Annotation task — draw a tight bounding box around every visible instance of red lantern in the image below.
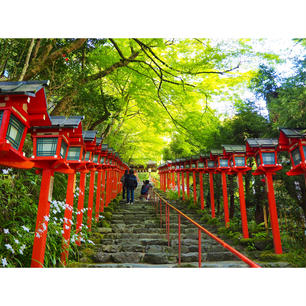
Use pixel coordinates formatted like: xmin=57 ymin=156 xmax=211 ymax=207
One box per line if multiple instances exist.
xmin=223 ymin=145 xmax=251 ymax=238
xmin=246 ymin=138 xmax=282 ymax=254
xmin=0 ymin=80 xmax=51 ymax=168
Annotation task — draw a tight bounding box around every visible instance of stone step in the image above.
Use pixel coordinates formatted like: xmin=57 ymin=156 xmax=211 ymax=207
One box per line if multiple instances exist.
xmin=73 ymin=261 xmax=249 ymax=268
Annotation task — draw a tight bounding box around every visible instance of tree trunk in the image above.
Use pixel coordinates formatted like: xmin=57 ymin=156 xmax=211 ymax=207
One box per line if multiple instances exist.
xmin=19 ymin=38 xmax=35 ymax=81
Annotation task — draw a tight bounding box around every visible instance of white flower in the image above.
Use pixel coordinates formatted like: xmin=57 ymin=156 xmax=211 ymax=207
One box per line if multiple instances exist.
xmin=61 ymin=230 xmax=64 ymax=234
xmin=87 ymin=240 xmax=95 ymax=245
xmin=35 ymin=232 xmax=41 ymax=238
xmin=19 ymin=249 xmax=23 ymax=255
xmin=65 ymin=225 xmax=70 ymax=230
xmin=20 ymin=244 xmax=26 ymax=251
xmin=5 ymin=244 xmax=14 ymax=254
xmin=42 ymin=223 xmax=47 ymax=231
xmin=3 ymin=228 xmax=9 ymax=234
xmin=2 ymin=258 xmax=8 ymax=267
xmin=44 ymin=216 xmax=50 ymax=222
xmin=14 ymin=239 xmax=19 ymax=244
xmin=21 ymin=226 xmax=30 ymax=232
xmin=53 ymin=209 xmax=57 ymax=214
xmin=54 ymin=217 xmax=57 ymax=221
xmin=2 ymin=169 xmax=9 ymax=175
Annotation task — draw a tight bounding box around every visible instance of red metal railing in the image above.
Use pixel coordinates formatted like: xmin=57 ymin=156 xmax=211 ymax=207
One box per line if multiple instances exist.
xmin=152 ymin=190 xmax=261 ymax=268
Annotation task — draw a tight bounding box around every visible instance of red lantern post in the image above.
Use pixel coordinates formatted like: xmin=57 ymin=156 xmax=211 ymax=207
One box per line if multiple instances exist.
xmin=30 ymin=116 xmax=79 ymax=267
xmin=191 ymin=156 xmax=199 ymax=205
xmin=82 ymin=130 xmax=98 ymax=231
xmin=206 ymin=153 xmax=218 ymax=219
xmin=223 ymin=145 xmax=251 ymax=238
xmin=211 ymin=149 xmax=230 ymax=226
xmin=246 ymin=138 xmax=283 ymax=254
xmin=197 ymin=154 xmax=208 ymax=210
xmin=185 ymin=159 xmax=191 ymax=199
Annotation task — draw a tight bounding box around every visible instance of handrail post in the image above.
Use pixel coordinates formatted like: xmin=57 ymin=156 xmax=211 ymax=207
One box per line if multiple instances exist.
xmin=178 ymin=214 xmax=181 ymax=266
xmin=168 ymin=205 xmax=170 ymax=247
xmin=198 ymin=228 xmax=202 ymax=268
xmin=159 ymin=199 xmax=162 ymax=227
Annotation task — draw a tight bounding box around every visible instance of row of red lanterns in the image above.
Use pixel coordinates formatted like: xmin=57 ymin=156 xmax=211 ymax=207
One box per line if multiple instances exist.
xmin=158 ymin=130 xmax=306 ymax=255
xmin=0 ymin=80 xmax=129 ymax=267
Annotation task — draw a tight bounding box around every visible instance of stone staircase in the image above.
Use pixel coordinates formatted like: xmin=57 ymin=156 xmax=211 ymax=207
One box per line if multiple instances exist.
xmin=77 ymin=192 xmax=251 ymax=268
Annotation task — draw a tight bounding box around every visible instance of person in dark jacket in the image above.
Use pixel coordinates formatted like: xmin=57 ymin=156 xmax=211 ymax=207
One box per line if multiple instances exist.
xmin=120 ymin=169 xmax=129 ymax=200
xmin=126 ymin=169 xmax=138 ymax=204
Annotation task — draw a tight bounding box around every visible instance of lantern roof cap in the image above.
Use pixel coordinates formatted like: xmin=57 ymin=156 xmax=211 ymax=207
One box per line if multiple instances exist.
xmin=200 ymin=153 xmax=210 ymax=158
xmin=0 ymin=80 xmax=49 ymax=97
xmin=279 ymin=128 xmax=306 ymax=138
xmin=50 ymin=116 xmax=84 ymax=128
xmin=222 ymin=144 xmax=246 ymax=153
xmin=210 ymin=149 xmax=223 ymax=155
xmin=101 ymin=144 xmax=108 ymax=150
xmin=246 ymin=138 xmax=278 ymax=148
xmin=96 ymin=137 xmax=103 ymax=145
xmin=82 ymin=130 xmax=97 ymax=142
xmin=191 ymin=155 xmax=200 ymax=160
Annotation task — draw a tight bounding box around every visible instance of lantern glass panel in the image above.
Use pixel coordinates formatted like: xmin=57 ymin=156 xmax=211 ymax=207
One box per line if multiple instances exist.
xmin=303 ymin=146 xmax=306 ymax=160
xmin=262 ymin=152 xmax=275 ymax=165
xmin=180 ymin=165 xmax=184 ymax=169
xmin=235 ymin=156 xmax=245 ymax=167
xmin=100 ymin=157 xmax=105 ymax=164
xmin=192 ymin=163 xmax=196 ymax=168
xmin=109 ymin=160 xmax=112 ymax=165
xmin=67 ymin=146 xmax=81 ymax=161
xmin=85 ymin=152 xmax=90 ymax=161
xmin=60 ymin=140 xmax=68 ymax=158
xmin=0 ymin=110 xmax=3 ymax=126
xmin=207 ymin=160 xmax=215 ymax=168
xmin=219 ymin=159 xmax=228 ymax=167
xmin=198 ymin=162 xmax=205 ymax=168
xmin=6 ymin=114 xmax=25 ymax=150
xmin=292 ymin=147 xmax=302 ymax=166
xmin=93 ymin=154 xmax=99 ymax=163
xmin=176 ymin=165 xmax=179 ymax=169
xmin=37 ymin=137 xmax=58 ymax=156
xmin=230 ymin=159 xmax=234 ymax=167
xmin=185 ymin=164 xmax=190 ymax=169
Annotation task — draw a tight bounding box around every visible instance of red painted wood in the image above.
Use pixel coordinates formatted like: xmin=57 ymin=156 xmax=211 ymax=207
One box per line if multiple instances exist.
xmin=95 ymin=170 xmax=102 ymax=222
xmin=181 ymin=172 xmax=185 ymax=200
xmin=193 ymin=171 xmax=197 ymax=204
xmin=100 ymin=170 xmax=106 ymax=212
xmin=237 ymin=172 xmax=249 ymax=238
xmin=87 ymin=170 xmax=95 ymax=231
xmin=186 ymin=172 xmax=190 ymax=199
xmin=61 ymin=173 xmax=75 ymax=265
xmin=209 ymin=172 xmax=215 ymax=218
xmin=221 ymin=172 xmax=230 ymax=227
xmin=76 ymin=172 xmax=86 ymax=246
xmin=177 ymin=172 xmax=180 ymax=197
xmin=266 ymin=172 xmax=283 ymax=254
xmin=31 ymin=169 xmax=53 ymax=267
xmin=199 ymin=172 xmax=204 ymax=210
xmin=198 ymin=228 xmax=202 ymax=268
